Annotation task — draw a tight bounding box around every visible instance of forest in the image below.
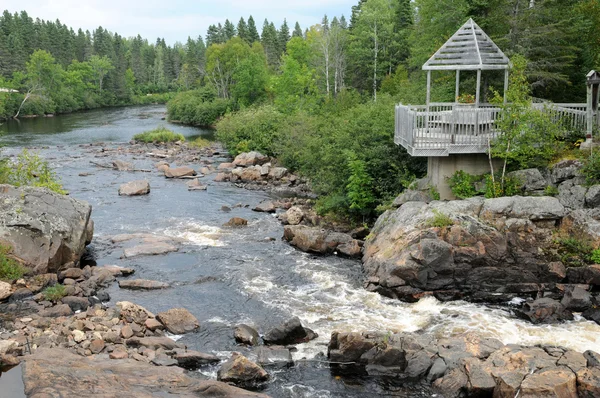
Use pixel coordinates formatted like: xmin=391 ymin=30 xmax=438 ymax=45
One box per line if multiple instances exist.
xmin=1 ymin=0 xmax=599 ymax=219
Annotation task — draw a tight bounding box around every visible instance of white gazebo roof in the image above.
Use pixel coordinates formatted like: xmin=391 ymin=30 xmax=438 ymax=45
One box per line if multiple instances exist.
xmin=423 ymin=18 xmax=510 ymax=71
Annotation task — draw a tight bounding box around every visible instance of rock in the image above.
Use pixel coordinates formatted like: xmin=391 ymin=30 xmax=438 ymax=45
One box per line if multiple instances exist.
xmin=582 ymin=307 xmax=600 ymax=324
xmin=392 ymin=190 xmax=434 ymax=207
xmin=552 ymin=159 xmax=582 ymax=184
xmin=586 ymin=185 xmax=600 ymax=208
xmin=119 ymin=180 xmax=150 ymax=196
xmin=567 ymin=264 xmax=600 ymax=285
xmin=0 ymin=340 xmax=18 ymax=355
xmin=584 ymin=350 xmax=600 ymax=367
xmin=577 ymin=367 xmax=600 ymax=397
xmin=253 ymin=200 xmax=276 ymax=213
xmin=90 ymin=339 xmax=105 ymax=354
xmin=93 ymin=265 xmax=135 ymax=277
xmin=328 ymin=332 xmax=377 ymax=363
xmin=22 ymin=348 xmax=269 ymax=397
xmin=0 ymin=184 xmax=93 ymax=274
xmin=558 ymin=179 xmax=587 ymax=209
xmin=427 ymin=357 xmax=447 ymax=382
xmin=10 ymin=287 xmax=33 ymax=301
xmin=268 ymin=167 xmax=288 ymax=180
xmin=174 ymin=350 xmax=220 ymax=370
xmin=112 ymin=160 xmax=133 ymax=171
xmin=516 ymin=298 xmax=574 ymax=324
xmin=116 ymin=301 xmax=155 ymax=324
xmin=61 ymin=296 xmax=90 ymax=312
xmin=481 ymin=196 xmax=565 ymax=220
xmin=38 ymin=303 xmax=73 ymax=318
xmin=155 ymin=161 xmax=170 ymax=172
xmin=263 ymin=317 xmax=311 ymax=345
xmin=256 ymin=346 xmax=293 ymax=368
xmin=121 ymin=324 xmax=134 ymax=339
xmin=0 ymin=280 xmax=12 ymax=301
xmin=214 ymin=172 xmax=230 ymax=182
xmin=72 ymin=329 xmax=86 ymax=343
xmin=561 ymin=286 xmax=592 ymax=312
xmin=118 ymin=279 xmax=169 ymax=290
xmin=218 ymin=162 xmax=235 ymax=170
xmin=144 ymin=318 xmax=163 ymax=331
xmin=59 ymin=267 xmax=83 ymax=280
xmin=232 ymin=166 xmax=263 ymax=182
xmin=187 ymin=178 xmax=207 ymax=191
xmin=152 ymin=356 xmax=178 ymax=366
xmin=234 ymin=324 xmax=260 ymax=346
xmin=224 ymin=217 xmax=248 ymax=227
xmin=217 ymin=353 xmax=269 ymax=387
xmin=337 ymin=240 xmax=363 ymax=257
xmin=432 ymin=368 xmax=469 ymax=398
xmin=508 ymin=168 xmax=548 ymax=192
xmin=547 ymin=262 xmax=567 ymax=281
xmin=109 ymin=350 xmax=129 ymax=359
xmin=520 ymin=367 xmax=577 ymax=397
xmin=126 ymin=337 xmax=180 ymax=350
xmin=165 ymin=166 xmax=197 ymax=178
xmin=156 ymin=308 xmax=200 ymax=334
xmin=283 ymin=225 xmax=359 ymax=257
xmin=280 ymin=206 xmax=304 ymax=225
xmin=123 ymin=242 xmax=178 ymax=258
xmin=233 ymin=152 xmax=269 ymax=167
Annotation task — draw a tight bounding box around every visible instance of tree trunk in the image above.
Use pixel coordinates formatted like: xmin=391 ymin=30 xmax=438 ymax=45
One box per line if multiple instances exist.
xmin=373 ymin=21 xmax=378 ymax=102
xmin=13 ymin=91 xmax=32 ymax=119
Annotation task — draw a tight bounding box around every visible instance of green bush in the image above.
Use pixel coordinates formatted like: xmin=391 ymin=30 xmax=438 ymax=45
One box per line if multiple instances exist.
xmin=134 ymin=92 xmax=176 ymax=105
xmin=188 ymin=137 xmax=212 ymax=148
xmin=0 ymin=245 xmax=26 ymax=282
xmin=42 ymin=284 xmax=66 ymax=302
xmin=544 ymin=185 xmax=559 ymax=196
xmin=581 ymin=152 xmax=600 ymax=186
xmin=167 ymin=90 xmax=232 ymax=127
xmin=591 ymin=248 xmax=600 ymax=264
xmin=484 ymin=174 xmax=521 ymax=198
xmin=448 ymin=170 xmax=481 ymax=199
xmin=0 ymin=149 xmax=66 ymax=194
xmin=553 ymin=236 xmax=594 ymax=267
xmin=133 ymin=126 xmax=185 ymax=143
xmin=426 ymin=209 xmax=454 ymax=228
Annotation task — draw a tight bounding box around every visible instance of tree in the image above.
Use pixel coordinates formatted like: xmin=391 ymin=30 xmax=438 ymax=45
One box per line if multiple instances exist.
xmin=206 ymin=37 xmax=252 ymax=99
xmin=278 ymin=19 xmax=290 ymax=54
xmin=237 ymin=17 xmax=249 ymax=42
xmin=14 ymin=49 xmax=62 ymax=118
xmin=231 ymin=43 xmax=269 ymax=106
xmin=224 ymin=19 xmax=236 ymax=40
xmin=261 ymin=20 xmax=279 ymax=67
xmin=247 ymin=16 xmax=260 ymax=43
xmin=292 ymin=22 xmax=303 ymax=38
xmin=89 ymin=54 xmax=114 ymax=92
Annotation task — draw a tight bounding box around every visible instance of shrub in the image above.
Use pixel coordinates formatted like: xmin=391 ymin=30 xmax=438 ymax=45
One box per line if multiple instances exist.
xmin=448 ymin=170 xmax=481 ymax=199
xmin=42 ymin=284 xmax=66 ymax=302
xmin=188 ymin=137 xmax=212 ymax=148
xmin=544 ymin=185 xmax=559 ymax=196
xmin=0 ymin=245 xmax=26 ymax=282
xmin=484 ymin=174 xmax=521 ymax=198
xmin=553 ymin=236 xmax=594 ymax=267
xmin=0 ymin=149 xmax=66 ymax=194
xmin=133 ymin=126 xmax=185 ymax=143
xmin=426 ymin=209 xmax=454 ymax=228
xmin=591 ymin=248 xmax=600 ymax=265
xmin=581 ymin=151 xmax=600 ymax=186
xmin=167 ymin=90 xmax=232 ymax=127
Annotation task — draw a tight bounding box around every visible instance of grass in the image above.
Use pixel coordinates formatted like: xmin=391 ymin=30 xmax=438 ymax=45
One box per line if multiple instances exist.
xmin=133 ymin=126 xmax=185 ymax=143
xmin=426 ymin=209 xmax=454 ymax=228
xmin=0 ymin=245 xmax=26 ymax=282
xmin=42 ymin=284 xmax=66 ymax=302
xmin=188 ymin=137 xmax=212 ymax=149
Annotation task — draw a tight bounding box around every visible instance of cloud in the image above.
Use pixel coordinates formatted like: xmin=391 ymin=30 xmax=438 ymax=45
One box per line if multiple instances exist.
xmin=2 ymin=0 xmax=355 ymax=43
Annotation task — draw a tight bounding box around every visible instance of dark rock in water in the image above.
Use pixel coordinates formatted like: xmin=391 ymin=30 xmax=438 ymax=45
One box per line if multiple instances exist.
xmin=174 ymin=350 xmax=220 ymax=370
xmin=217 ymin=353 xmax=269 ymax=387
xmin=263 ymin=316 xmax=313 ymax=345
xmin=583 ymin=308 xmax=600 ymax=325
xmin=9 ymin=288 xmax=33 ymax=302
xmin=283 ymin=225 xmax=362 ymax=258
xmin=224 ymin=217 xmax=248 ymax=227
xmin=255 ymin=346 xmax=293 ymax=368
xmin=156 ymin=308 xmax=200 ymax=334
xmin=515 ymin=298 xmax=574 ymax=324
xmin=328 ymin=331 xmax=377 ymax=363
xmin=118 ymin=279 xmax=169 ymax=290
xmin=0 ymin=184 xmax=93 ymax=274
xmin=253 ymin=200 xmax=276 ymax=213
xmin=561 ymin=286 xmax=592 ymax=312
xmin=234 ymin=324 xmax=260 ymax=346
xmin=567 ymin=265 xmax=600 ymax=285
xmin=221 ymin=206 xmax=232 ymax=212
xmin=151 ymin=356 xmax=178 ymax=366
xmin=23 ymin=348 xmax=268 ymax=397
xmin=61 ymin=296 xmax=90 ymax=312
xmin=118 ymin=180 xmax=150 ymax=196
xmin=584 ymin=350 xmax=600 ymax=367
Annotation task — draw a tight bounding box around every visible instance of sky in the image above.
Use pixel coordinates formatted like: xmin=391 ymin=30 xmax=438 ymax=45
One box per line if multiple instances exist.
xmin=2 ymin=0 xmax=357 ymax=44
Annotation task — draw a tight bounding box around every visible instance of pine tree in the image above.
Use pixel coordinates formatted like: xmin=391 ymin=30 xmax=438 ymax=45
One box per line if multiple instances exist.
xmin=293 ymin=22 xmax=303 ymax=38
xmin=247 ymin=16 xmax=260 ymax=43
xmin=261 ymin=20 xmax=279 ymax=67
xmin=237 ymin=17 xmax=248 ymax=42
xmin=224 ymin=19 xmax=236 ymax=40
xmin=278 ymin=19 xmax=290 ymax=54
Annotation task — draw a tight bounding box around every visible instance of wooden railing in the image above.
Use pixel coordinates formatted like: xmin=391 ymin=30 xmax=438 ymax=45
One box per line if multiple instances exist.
xmin=396 ymin=102 xmax=591 ymax=157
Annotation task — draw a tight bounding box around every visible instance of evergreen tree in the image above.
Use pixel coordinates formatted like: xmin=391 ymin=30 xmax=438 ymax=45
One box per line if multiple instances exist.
xmin=261 ymin=20 xmax=279 ymax=67
xmin=293 ymin=22 xmax=303 ymax=38
xmin=278 ymin=19 xmax=290 ymax=54
xmin=247 ymin=16 xmax=260 ymax=43
xmin=237 ymin=17 xmax=248 ymax=42
xmin=224 ymin=19 xmax=236 ymax=40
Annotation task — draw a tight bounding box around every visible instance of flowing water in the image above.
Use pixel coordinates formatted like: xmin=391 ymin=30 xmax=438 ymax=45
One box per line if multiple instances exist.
xmin=2 ymin=105 xmax=600 ymax=397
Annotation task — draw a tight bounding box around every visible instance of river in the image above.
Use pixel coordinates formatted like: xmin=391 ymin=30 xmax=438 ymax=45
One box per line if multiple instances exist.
xmin=2 ymin=105 xmax=600 ymax=397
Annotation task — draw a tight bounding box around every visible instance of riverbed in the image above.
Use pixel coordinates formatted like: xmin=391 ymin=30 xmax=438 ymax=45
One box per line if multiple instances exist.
xmin=2 ymin=105 xmax=600 ymax=397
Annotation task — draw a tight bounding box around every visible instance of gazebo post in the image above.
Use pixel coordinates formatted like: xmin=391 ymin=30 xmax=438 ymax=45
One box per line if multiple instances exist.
xmin=475 ymin=69 xmax=481 ymax=107
xmin=426 ymin=70 xmax=431 ymax=133
xmin=455 ymin=70 xmax=460 ymax=102
xmin=503 ymin=69 xmax=509 ymax=104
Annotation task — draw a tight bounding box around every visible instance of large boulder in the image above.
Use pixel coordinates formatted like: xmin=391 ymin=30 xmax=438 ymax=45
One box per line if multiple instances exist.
xmin=551 ymin=159 xmax=582 ymax=184
xmin=233 ymin=152 xmax=269 ymax=167
xmin=263 ymin=316 xmax=315 ymax=345
xmin=283 ymin=225 xmax=362 ymax=258
xmin=23 ymin=348 xmax=268 ymax=397
xmin=515 ymin=298 xmax=574 ymax=324
xmin=118 ymin=180 xmax=150 ymax=196
xmin=507 ymin=168 xmax=548 ymax=193
xmin=118 ymin=279 xmax=169 ymax=290
xmin=165 ymin=166 xmax=197 ymax=178
xmin=217 ymin=353 xmax=269 ymax=387
xmin=558 ymin=179 xmax=587 ymax=210
xmin=0 ymin=280 xmax=12 ymax=301
xmin=156 ymin=308 xmax=200 ymax=334
xmin=0 ymin=185 xmax=93 ymax=274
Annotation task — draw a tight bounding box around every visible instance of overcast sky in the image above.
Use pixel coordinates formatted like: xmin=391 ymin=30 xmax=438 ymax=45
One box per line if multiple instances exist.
xmin=2 ymin=0 xmax=356 ymax=44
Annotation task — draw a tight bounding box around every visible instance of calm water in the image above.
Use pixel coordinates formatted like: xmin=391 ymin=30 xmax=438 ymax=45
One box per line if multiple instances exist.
xmin=2 ymin=106 xmax=600 ymax=397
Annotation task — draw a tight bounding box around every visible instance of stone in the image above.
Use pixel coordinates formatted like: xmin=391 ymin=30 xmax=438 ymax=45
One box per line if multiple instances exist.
xmin=253 ymin=200 xmax=276 ymax=213
xmin=234 ymin=324 xmax=260 ymax=346
xmin=218 ymin=162 xmax=234 ymax=170
xmin=516 ymin=298 xmax=574 ymax=324
xmin=121 ymin=324 xmax=134 ymax=339
xmin=223 ymin=217 xmax=248 ymax=227
xmin=577 ymin=367 xmax=600 ymax=397
xmin=116 ymin=301 xmax=155 ymax=324
xmin=118 ymin=180 xmax=150 ymax=196
xmin=126 ymin=337 xmax=180 ymax=351
xmin=392 ymin=190 xmax=434 ymax=207
xmin=187 ymin=178 xmax=207 ymax=191
xmin=156 ymin=308 xmax=200 ymax=334
xmin=217 ymin=353 xmax=269 ymax=387
xmin=61 ymin=296 xmax=90 ymax=312
xmin=520 ymin=367 xmax=577 ymax=398
xmin=328 ymin=332 xmax=377 ymax=363
xmin=0 ymin=280 xmax=12 ymax=301
xmin=256 ymin=346 xmax=293 ymax=368
xmin=233 ymin=152 xmax=269 ymax=167
xmin=263 ymin=316 xmax=310 ymax=345
xmin=586 ymin=185 xmax=600 ymax=208
xmin=561 ymin=286 xmax=592 ymax=312
xmin=174 ymin=350 xmax=220 ymax=370
xmin=93 ymin=265 xmax=135 ymax=277
xmin=0 ymin=339 xmax=18 ymax=355
xmin=109 ymin=350 xmax=129 ymax=359
xmin=547 ymin=262 xmax=567 ymax=281
xmin=112 ymin=160 xmax=133 ymax=171
xmin=118 ymin=279 xmax=169 ymax=290
xmin=38 ymin=303 xmax=73 ymax=318
xmin=507 ymin=168 xmax=549 ymax=192
xmin=123 ymin=242 xmax=178 ymax=258
xmin=584 ymin=350 xmax=600 ymax=367
xmin=232 ymin=166 xmax=262 ymax=182
xmin=72 ymin=330 xmax=86 ymax=343
xmin=552 ymin=159 xmax=582 ymax=184
xmin=558 ymin=179 xmax=587 ymax=210
xmin=214 ymin=172 xmax=230 ymax=182
xmin=0 ymin=184 xmax=93 ymax=274
xmin=164 ymin=166 xmax=197 ymax=178
xmin=59 ymin=267 xmax=83 ymax=280
xmin=152 ymin=356 xmax=178 ymax=366
xmin=432 ymin=368 xmax=469 ymax=398
xmin=280 ymin=206 xmax=304 ymax=225
xmin=22 ymin=348 xmax=268 ymax=397
xmin=481 ymin=196 xmax=565 ymax=220
xmin=268 ymin=167 xmax=288 ymax=180
xmin=90 ymin=339 xmax=105 ymax=354
xmin=144 ymin=318 xmax=163 ymax=331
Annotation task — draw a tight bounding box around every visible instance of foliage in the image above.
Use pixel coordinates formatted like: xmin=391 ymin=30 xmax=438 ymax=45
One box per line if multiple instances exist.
xmin=346 ymin=152 xmax=375 ymax=217
xmin=188 ymin=137 xmax=212 ymax=148
xmin=544 ymin=185 xmax=559 ymax=197
xmin=448 ymin=170 xmax=481 ymax=199
xmin=167 ymin=90 xmax=232 ymax=127
xmin=133 ymin=126 xmax=185 ymax=143
xmin=426 ymin=209 xmax=454 ymax=228
xmin=552 ymin=235 xmax=594 ymax=268
xmin=0 ymin=149 xmax=66 ymax=194
xmin=483 ymin=174 xmax=521 ymax=199
xmin=42 ymin=284 xmax=67 ymax=302
xmin=0 ymin=244 xmax=26 ymax=282
xmin=134 ymin=92 xmax=176 ymax=105
xmin=591 ymin=248 xmax=600 ymax=265
xmin=581 ymin=152 xmax=600 ymax=186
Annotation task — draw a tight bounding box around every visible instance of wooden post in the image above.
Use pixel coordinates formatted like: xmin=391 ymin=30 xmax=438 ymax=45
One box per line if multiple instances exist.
xmin=455 ymin=70 xmax=460 ymax=102
xmin=588 ymin=83 xmax=594 ymax=141
xmin=426 ymin=70 xmax=431 ymax=134
xmin=475 ymin=69 xmax=481 ymax=107
xmin=503 ymin=69 xmax=509 ymax=104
